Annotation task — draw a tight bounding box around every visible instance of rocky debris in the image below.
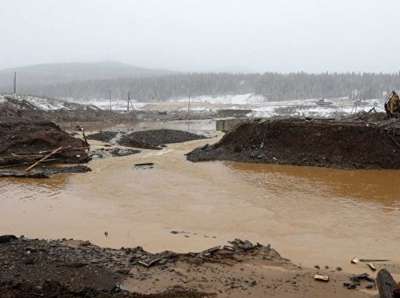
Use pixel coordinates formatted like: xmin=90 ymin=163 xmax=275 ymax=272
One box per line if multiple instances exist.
xmin=134 ymin=163 xmax=154 ymax=170
xmin=110 ymin=148 xmax=140 ymax=157
xmin=343 ymin=273 xmax=376 ymax=290
xmin=187 ymin=114 xmax=400 ymax=170
xmin=126 ymin=238 xmax=282 ymax=269
xmin=0 ymin=280 xmax=210 ymax=298
xmin=118 ymin=129 xmax=207 ymax=150
xmin=86 ymin=131 xmax=119 ymax=143
xmin=0 ymin=235 xmax=363 ymax=297
xmin=0 ymin=121 xmax=89 ymax=167
xmin=90 ymin=148 xmax=141 ymax=159
xmin=0 ymin=236 xmax=279 ymax=287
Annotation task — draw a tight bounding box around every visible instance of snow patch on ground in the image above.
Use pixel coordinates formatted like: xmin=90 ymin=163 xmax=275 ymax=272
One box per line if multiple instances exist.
xmin=249 ymin=98 xmax=384 ymax=118
xmin=1 ymin=94 xmax=93 ymax=111
xmin=169 ymin=94 xmax=266 ymax=105
xmin=68 ymin=98 xmax=147 ymax=111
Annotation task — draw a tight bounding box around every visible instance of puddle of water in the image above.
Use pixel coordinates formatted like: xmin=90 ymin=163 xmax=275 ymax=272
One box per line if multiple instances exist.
xmin=1 ymin=130 xmax=400 ymax=274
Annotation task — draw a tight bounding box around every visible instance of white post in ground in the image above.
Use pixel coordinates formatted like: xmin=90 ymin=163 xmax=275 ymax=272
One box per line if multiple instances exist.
xmin=187 ymin=94 xmax=191 ymax=131
xmin=109 ymin=90 xmax=112 ymax=111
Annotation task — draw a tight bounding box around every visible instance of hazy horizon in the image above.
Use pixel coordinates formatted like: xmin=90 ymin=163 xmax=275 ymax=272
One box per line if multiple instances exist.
xmin=1 ymin=0 xmax=399 ymax=73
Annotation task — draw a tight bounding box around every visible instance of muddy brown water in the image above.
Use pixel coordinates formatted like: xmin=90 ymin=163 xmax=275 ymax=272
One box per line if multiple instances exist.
xmin=1 ymin=125 xmax=400 ymax=274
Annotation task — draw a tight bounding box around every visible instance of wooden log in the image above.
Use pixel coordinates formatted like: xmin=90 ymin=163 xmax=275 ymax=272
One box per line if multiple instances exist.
xmin=377 ymin=269 xmax=398 ymax=298
xmin=25 ymin=147 xmax=63 ymax=172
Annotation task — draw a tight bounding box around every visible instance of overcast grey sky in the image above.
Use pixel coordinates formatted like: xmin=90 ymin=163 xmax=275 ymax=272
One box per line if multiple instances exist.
xmin=1 ymin=0 xmax=399 ymax=73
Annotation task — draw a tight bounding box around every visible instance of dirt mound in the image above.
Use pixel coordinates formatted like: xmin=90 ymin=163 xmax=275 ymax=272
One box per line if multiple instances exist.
xmin=86 ymin=131 xmax=119 ymax=143
xmin=187 ymin=117 xmax=400 ymax=169
xmin=0 ymin=280 xmax=209 ymax=298
xmin=0 ymin=121 xmax=89 ymax=166
xmin=118 ymin=129 xmax=207 ymax=150
xmin=0 ymin=236 xmax=278 ymax=298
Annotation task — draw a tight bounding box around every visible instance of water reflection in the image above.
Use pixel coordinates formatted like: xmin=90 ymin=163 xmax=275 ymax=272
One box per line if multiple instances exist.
xmin=0 ymin=174 xmax=68 ymax=201
xmin=226 ymin=162 xmax=400 ymax=208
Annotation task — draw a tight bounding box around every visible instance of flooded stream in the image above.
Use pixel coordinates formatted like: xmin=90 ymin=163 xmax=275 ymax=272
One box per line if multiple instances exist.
xmin=1 ymin=124 xmax=400 ymax=273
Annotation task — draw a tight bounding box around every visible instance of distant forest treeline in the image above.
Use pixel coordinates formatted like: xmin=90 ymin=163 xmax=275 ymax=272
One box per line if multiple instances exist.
xmin=14 ymin=72 xmax=400 ymax=102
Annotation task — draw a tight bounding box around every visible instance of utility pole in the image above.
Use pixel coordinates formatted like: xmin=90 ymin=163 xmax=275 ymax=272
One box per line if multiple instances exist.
xmin=13 ymin=72 xmax=17 ymax=94
xmin=109 ymin=90 xmax=112 ymax=111
xmin=187 ymin=94 xmax=191 ymax=131
xmin=127 ymin=90 xmax=130 ymax=112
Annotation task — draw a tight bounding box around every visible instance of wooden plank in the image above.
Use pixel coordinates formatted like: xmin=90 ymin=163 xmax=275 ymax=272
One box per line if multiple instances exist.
xmin=25 ymin=147 xmax=63 ymax=172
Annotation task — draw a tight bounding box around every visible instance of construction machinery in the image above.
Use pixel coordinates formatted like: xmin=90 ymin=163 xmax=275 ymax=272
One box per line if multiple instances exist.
xmin=385 ymin=91 xmax=400 ymax=117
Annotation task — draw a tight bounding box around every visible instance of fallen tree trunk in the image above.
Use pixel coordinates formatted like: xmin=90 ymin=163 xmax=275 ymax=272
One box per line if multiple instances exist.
xmin=377 ymin=269 xmax=399 ymax=298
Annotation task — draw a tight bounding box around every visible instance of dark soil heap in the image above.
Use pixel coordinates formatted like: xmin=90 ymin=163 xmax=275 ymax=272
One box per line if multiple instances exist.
xmin=0 ymin=121 xmax=89 ymax=166
xmin=118 ymin=129 xmax=207 ymax=150
xmin=187 ymin=113 xmax=400 ymax=170
xmin=0 ymin=235 xmax=279 ymax=298
xmin=86 ymin=131 xmax=119 ymax=143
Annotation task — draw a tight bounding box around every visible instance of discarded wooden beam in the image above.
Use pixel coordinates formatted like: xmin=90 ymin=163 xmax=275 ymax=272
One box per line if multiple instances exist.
xmin=376 ymin=269 xmax=398 ymax=298
xmin=25 ymin=147 xmax=63 ymax=172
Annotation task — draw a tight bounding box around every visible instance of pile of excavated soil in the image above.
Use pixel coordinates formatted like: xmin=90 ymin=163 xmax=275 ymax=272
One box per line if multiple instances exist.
xmin=0 ymin=235 xmax=378 ymax=297
xmin=0 ymin=236 xmax=279 ymax=298
xmin=118 ymin=129 xmax=207 ymax=150
xmin=86 ymin=131 xmax=119 ymax=143
xmin=0 ymin=121 xmax=89 ymax=166
xmin=0 ymin=280 xmax=209 ymax=298
xmin=187 ymin=114 xmax=400 ymax=170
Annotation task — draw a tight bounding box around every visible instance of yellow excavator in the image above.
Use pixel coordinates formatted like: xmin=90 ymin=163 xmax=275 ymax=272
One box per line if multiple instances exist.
xmin=385 ymin=91 xmax=400 ymax=117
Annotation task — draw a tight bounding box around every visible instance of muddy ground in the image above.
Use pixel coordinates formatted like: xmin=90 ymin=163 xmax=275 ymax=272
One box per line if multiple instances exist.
xmin=188 ymin=112 xmax=400 ymax=170
xmin=119 ymin=129 xmax=208 ymax=150
xmin=0 ymin=235 xmax=382 ymax=298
